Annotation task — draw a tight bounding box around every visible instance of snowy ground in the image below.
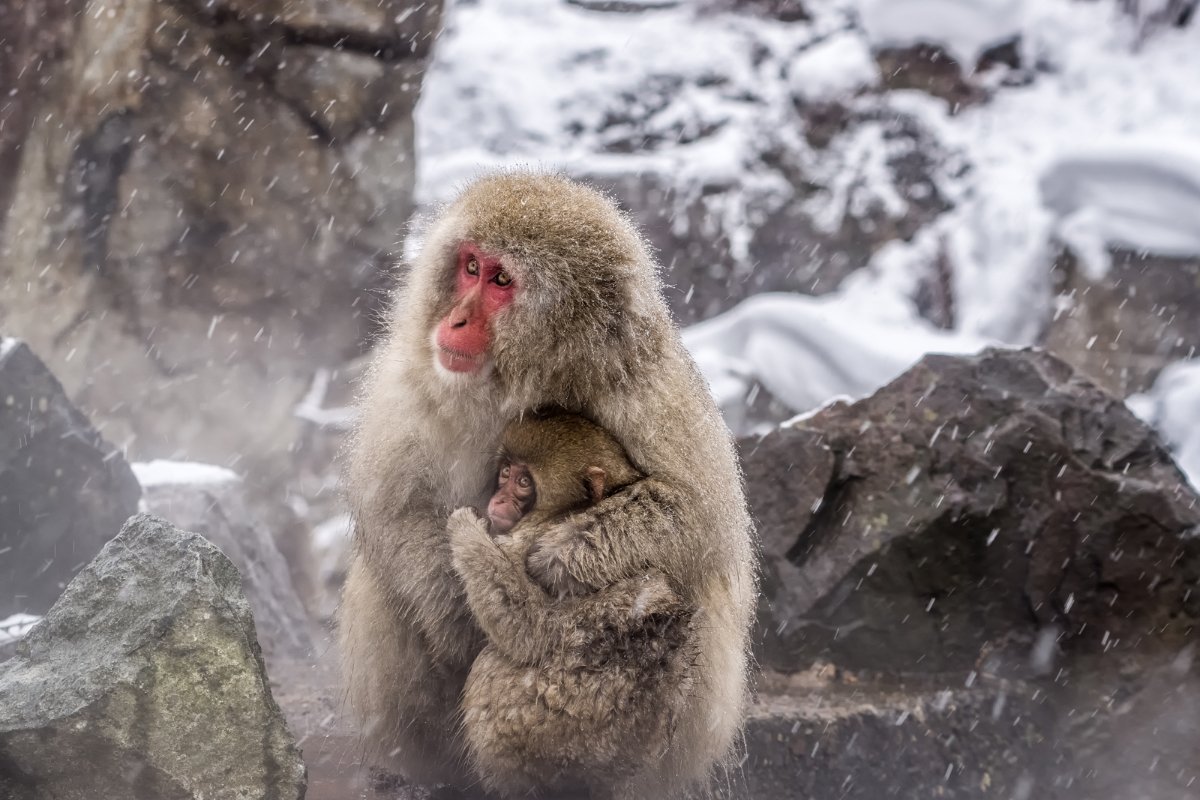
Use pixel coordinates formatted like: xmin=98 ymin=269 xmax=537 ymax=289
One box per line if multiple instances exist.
xmin=415 ymin=0 xmax=1200 ymax=485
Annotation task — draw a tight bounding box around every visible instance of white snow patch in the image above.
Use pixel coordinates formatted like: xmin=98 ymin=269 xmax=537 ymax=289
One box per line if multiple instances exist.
xmin=295 ymin=368 xmax=357 ymax=430
xmin=131 ymin=460 xmax=240 ymax=488
xmin=0 ymin=337 xmax=18 ymax=359
xmin=856 ymin=0 xmax=1026 ymax=66
xmin=788 ymin=32 xmax=879 ymax=104
xmin=1039 ymin=140 xmax=1200 ymax=275
xmin=0 ymin=613 xmax=41 ymax=645
xmin=1127 ymin=360 xmax=1200 ymax=491
xmin=684 ymin=289 xmax=989 ymax=425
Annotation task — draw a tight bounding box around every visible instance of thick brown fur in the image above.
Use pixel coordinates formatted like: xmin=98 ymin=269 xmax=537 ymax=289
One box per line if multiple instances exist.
xmin=339 ymin=172 xmax=757 ymax=797
xmin=449 ymin=412 xmax=699 ymax=797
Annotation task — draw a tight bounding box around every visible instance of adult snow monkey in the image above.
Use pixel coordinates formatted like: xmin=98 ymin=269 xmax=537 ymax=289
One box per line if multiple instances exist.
xmin=338 ymin=172 xmax=757 ymax=798
xmin=448 ymin=411 xmax=700 ymax=799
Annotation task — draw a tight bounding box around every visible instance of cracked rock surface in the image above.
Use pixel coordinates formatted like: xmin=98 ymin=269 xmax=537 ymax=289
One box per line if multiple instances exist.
xmin=737 ymin=348 xmax=1200 ymax=799
xmin=0 ymin=514 xmax=306 ymax=800
xmin=0 ymin=0 xmax=441 ymax=467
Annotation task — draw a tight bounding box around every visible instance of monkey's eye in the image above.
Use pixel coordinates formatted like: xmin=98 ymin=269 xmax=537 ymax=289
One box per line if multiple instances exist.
xmin=493 ymin=270 xmax=512 ymax=287
xmin=517 ymin=475 xmax=531 ymax=489
xmin=465 ymin=257 xmax=480 ymax=276
xmin=499 ymin=464 xmax=510 ymax=479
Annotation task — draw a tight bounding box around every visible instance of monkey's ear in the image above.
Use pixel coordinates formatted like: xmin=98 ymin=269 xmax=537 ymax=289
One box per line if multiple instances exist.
xmin=585 ymin=466 xmax=607 ymax=504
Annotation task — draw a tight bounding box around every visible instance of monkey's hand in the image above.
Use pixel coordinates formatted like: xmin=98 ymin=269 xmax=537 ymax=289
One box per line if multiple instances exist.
xmin=447 ymin=507 xmax=493 ymax=575
xmin=526 ymin=478 xmax=680 ymax=596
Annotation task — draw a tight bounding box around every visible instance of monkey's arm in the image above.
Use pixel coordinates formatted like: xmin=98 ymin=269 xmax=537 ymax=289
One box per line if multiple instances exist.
xmin=525 ymin=477 xmax=688 ymax=594
xmin=448 ymin=508 xmax=682 ymax=667
xmin=355 ymin=499 xmax=486 ymax=666
xmin=447 ymin=508 xmax=582 ymax=665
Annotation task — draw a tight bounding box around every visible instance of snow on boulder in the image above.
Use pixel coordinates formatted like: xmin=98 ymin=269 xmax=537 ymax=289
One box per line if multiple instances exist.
xmin=0 ymin=515 xmax=306 ymax=800
xmin=1128 ymin=359 xmax=1200 ymax=491
xmin=1039 ymin=140 xmax=1200 ymax=275
xmin=131 ymin=459 xmax=240 ymax=488
xmin=787 ymin=31 xmax=879 ymax=104
xmin=856 ymin=0 xmax=1026 ymax=67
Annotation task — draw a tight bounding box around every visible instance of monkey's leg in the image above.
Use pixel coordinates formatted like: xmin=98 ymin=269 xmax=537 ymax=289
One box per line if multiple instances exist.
xmin=340 ymin=557 xmax=476 ymax=787
xmin=462 ymin=646 xmax=651 ymax=799
xmin=525 ymin=477 xmax=689 ymax=593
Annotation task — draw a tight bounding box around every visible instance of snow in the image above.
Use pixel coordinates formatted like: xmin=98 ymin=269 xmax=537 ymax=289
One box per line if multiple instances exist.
xmin=417 ymin=0 xmax=1200 ymax=436
xmin=1128 ymin=360 xmax=1200 ymax=491
xmin=295 ymin=368 xmax=357 ymax=430
xmin=0 ymin=337 xmax=18 ymax=359
xmin=855 ymin=0 xmax=1026 ymax=67
xmin=1039 ymin=140 xmax=1200 ymax=276
xmin=684 ymin=291 xmax=987 ymax=426
xmin=788 ymin=32 xmax=879 ymax=104
xmin=0 ymin=613 xmax=41 ymax=645
xmin=131 ymin=460 xmax=240 ymax=488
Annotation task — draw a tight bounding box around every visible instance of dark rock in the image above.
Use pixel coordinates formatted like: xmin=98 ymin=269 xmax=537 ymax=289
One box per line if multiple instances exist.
xmin=735 ymin=348 xmax=1200 ymax=799
xmin=140 ymin=472 xmax=316 ymax=671
xmin=746 ymin=347 xmax=1200 ymax=674
xmin=0 ymin=339 xmax=140 ymax=619
xmin=1042 ymin=244 xmax=1200 ymax=396
xmin=0 ymin=514 xmax=306 ymax=800
xmin=0 ymin=0 xmax=442 ymax=467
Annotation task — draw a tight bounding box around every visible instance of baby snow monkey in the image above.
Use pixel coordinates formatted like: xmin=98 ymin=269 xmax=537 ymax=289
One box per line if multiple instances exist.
xmin=447 ymin=411 xmax=700 ymax=800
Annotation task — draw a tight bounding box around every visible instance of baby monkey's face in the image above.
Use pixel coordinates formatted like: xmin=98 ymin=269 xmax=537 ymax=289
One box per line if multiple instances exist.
xmin=487 ymin=460 xmax=536 ymax=534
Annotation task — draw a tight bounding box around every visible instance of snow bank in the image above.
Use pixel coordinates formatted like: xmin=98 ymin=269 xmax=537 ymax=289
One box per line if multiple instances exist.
xmin=1039 ymin=140 xmax=1200 ymax=276
xmin=856 ymin=0 xmax=1026 ymax=66
xmin=131 ymin=460 xmax=240 ymax=488
xmin=0 ymin=613 xmax=41 ymax=645
xmin=683 ymin=287 xmax=989 ymax=426
xmin=788 ymin=32 xmax=879 ymax=104
xmin=1127 ymin=360 xmax=1200 ymax=491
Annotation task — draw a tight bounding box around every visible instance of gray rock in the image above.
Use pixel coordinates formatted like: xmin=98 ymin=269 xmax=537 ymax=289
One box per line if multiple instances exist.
xmin=0 ymin=339 xmax=141 ymax=619
xmin=1043 ymin=244 xmax=1200 ymax=396
xmin=0 ymin=514 xmax=306 ymax=800
xmin=140 ymin=474 xmax=316 ymax=672
xmin=732 ymin=348 xmax=1200 ymax=799
xmin=0 ymin=0 xmax=442 ymax=466
xmin=747 ymin=347 xmax=1200 ymax=674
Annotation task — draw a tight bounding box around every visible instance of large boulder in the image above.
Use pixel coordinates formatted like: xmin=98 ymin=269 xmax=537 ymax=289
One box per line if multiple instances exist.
xmin=0 ymin=514 xmax=306 ymax=800
xmin=0 ymin=338 xmax=140 ymax=619
xmin=736 ymin=347 xmax=1200 ymax=799
xmin=0 ymin=0 xmax=442 ymax=467
xmin=748 ymin=347 xmax=1200 ymax=673
xmin=135 ymin=461 xmax=316 ymax=673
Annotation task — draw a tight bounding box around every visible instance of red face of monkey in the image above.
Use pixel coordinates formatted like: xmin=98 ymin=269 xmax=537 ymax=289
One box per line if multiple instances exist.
xmin=434 ymin=242 xmax=517 ymax=374
xmin=487 ymin=460 xmax=536 ymax=535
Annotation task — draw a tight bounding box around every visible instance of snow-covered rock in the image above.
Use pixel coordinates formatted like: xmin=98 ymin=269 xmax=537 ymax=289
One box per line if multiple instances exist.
xmin=1040 ymin=140 xmax=1200 ymax=275
xmin=856 ymin=0 xmax=1026 ymax=66
xmin=1129 ymin=359 xmax=1200 ymax=490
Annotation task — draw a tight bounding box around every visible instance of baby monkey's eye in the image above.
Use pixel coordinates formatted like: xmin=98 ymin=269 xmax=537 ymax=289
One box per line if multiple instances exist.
xmin=493 ymin=270 xmax=512 ymax=287
xmin=466 ymin=257 xmax=480 ymax=276
xmin=517 ymin=475 xmax=531 ymax=488
xmin=499 ymin=464 xmax=510 ymax=479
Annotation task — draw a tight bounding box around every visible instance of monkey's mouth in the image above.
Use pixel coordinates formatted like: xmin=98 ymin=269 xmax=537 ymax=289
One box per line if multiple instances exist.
xmin=436 ymin=345 xmax=486 ymax=374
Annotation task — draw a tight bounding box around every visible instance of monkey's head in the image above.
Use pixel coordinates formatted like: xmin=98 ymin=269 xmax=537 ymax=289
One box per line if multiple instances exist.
xmin=417 ymin=173 xmax=665 ymax=406
xmin=486 ymin=412 xmax=642 ymax=535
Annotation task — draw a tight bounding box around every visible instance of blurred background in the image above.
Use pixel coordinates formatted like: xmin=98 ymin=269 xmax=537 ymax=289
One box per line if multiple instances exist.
xmin=2 ymin=1 xmax=1200 ymax=798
